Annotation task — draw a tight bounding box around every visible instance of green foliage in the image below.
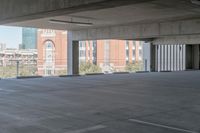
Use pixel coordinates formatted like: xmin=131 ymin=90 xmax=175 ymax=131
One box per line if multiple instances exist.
xmin=0 ymin=66 xmax=17 ymax=78
xmin=0 ymin=65 xmax=37 ymax=78
xmin=56 ymin=69 xmax=67 ymax=75
xmin=79 ymin=62 xmax=102 ymax=75
xmin=19 ymin=65 xmax=37 ymax=76
xmin=125 ymin=62 xmax=143 ymax=72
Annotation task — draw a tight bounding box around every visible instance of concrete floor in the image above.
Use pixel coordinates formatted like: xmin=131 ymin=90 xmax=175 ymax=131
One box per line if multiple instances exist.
xmin=0 ymin=71 xmax=200 ymax=133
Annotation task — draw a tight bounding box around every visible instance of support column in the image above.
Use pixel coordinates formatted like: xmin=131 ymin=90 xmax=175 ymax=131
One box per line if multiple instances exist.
xmin=150 ymin=43 xmax=156 ymax=72
xmin=155 ymin=45 xmax=158 ymax=71
xmin=185 ymin=44 xmax=199 ymax=70
xmin=67 ymin=31 xmax=79 ymax=75
xmin=72 ymin=41 xmax=79 ymax=75
xmin=143 ymin=42 xmax=151 ymax=71
xmin=193 ymin=45 xmax=200 ymax=70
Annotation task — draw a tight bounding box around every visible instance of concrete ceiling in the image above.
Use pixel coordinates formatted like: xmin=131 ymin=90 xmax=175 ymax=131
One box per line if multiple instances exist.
xmin=7 ymin=0 xmax=200 ymax=31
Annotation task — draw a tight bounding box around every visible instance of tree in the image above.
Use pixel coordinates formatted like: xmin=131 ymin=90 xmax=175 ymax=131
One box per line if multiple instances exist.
xmin=125 ymin=62 xmax=143 ymax=72
xmin=79 ymin=62 xmax=102 ymax=74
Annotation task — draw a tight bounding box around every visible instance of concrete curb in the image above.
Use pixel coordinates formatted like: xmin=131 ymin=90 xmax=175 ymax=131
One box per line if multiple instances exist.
xmin=59 ymin=75 xmax=81 ymax=77
xmin=85 ymin=73 xmax=104 ymax=76
xmin=136 ymin=71 xmax=150 ymax=73
xmin=17 ymin=76 xmax=43 ymax=79
xmin=113 ymin=72 xmax=130 ymax=74
xmin=160 ymin=71 xmax=172 ymax=72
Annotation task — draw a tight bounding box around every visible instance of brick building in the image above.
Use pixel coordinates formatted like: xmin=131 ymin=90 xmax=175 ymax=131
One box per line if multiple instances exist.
xmin=79 ymin=40 xmax=143 ymax=72
xmin=37 ymin=29 xmax=143 ymax=75
xmin=37 ymin=29 xmax=67 ymax=76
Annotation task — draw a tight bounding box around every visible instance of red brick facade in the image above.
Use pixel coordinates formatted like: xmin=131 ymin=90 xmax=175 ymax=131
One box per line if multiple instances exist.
xmin=37 ymin=29 xmax=67 ymax=76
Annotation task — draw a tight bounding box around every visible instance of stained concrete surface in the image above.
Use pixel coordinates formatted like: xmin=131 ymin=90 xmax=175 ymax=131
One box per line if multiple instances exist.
xmin=0 ymin=71 xmax=200 ymax=133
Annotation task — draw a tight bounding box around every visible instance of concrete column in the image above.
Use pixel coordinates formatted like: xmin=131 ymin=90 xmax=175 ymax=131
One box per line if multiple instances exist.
xmin=158 ymin=45 xmax=161 ymax=72
xmin=67 ymin=31 xmax=73 ymax=75
xmin=174 ymin=45 xmax=177 ymax=71
xmin=164 ymin=45 xmax=167 ymax=71
xmin=162 ymin=45 xmax=165 ymax=71
xmin=155 ymin=45 xmax=158 ymax=71
xmin=170 ymin=45 xmax=174 ymax=71
xmin=150 ymin=43 xmax=156 ymax=72
xmin=161 ymin=45 xmax=164 ymax=71
xmin=185 ymin=44 xmax=199 ymax=70
xmin=143 ymin=42 xmax=151 ymax=71
xmin=183 ymin=45 xmax=186 ymax=70
xmin=177 ymin=45 xmax=180 ymax=71
xmin=67 ymin=31 xmax=79 ymax=75
xmin=180 ymin=45 xmax=183 ymax=70
xmin=159 ymin=45 xmax=161 ymax=71
xmin=72 ymin=41 xmax=79 ymax=75
xmin=193 ymin=45 xmax=200 ymax=70
xmin=168 ymin=45 xmax=171 ymax=71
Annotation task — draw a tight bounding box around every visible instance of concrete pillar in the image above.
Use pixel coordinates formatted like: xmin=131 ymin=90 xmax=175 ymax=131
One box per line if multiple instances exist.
xmin=72 ymin=41 xmax=79 ymax=75
xmin=183 ymin=45 xmax=186 ymax=70
xmin=155 ymin=45 xmax=158 ymax=71
xmin=185 ymin=44 xmax=199 ymax=70
xmin=143 ymin=42 xmax=151 ymax=71
xmin=171 ymin=45 xmax=174 ymax=71
xmin=67 ymin=31 xmax=79 ymax=75
xmin=174 ymin=45 xmax=177 ymax=71
xmin=158 ymin=45 xmax=161 ymax=71
xmin=193 ymin=45 xmax=200 ymax=70
xmin=150 ymin=43 xmax=156 ymax=72
xmin=161 ymin=45 xmax=164 ymax=71
xmin=167 ymin=45 xmax=171 ymax=71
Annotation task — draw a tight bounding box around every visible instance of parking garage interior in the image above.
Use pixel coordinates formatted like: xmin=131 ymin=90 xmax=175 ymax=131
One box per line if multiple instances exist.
xmin=1 ymin=0 xmax=200 ymax=132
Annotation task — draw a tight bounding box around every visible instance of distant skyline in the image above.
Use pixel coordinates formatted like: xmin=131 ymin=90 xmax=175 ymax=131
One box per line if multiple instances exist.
xmin=0 ymin=26 xmax=22 ymax=48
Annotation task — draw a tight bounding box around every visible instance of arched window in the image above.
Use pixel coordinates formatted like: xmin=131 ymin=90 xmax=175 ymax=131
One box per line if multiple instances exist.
xmin=44 ymin=41 xmax=55 ymax=76
xmin=45 ymin=41 xmax=55 ymax=63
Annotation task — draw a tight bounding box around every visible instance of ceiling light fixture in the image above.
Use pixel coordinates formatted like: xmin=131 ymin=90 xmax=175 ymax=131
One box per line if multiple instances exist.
xmin=49 ymin=19 xmax=93 ymax=26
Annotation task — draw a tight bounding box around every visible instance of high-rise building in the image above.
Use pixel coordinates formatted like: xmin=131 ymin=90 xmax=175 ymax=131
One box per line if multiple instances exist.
xmin=18 ymin=44 xmax=23 ymax=50
xmin=0 ymin=43 xmax=6 ymax=51
xmin=22 ymin=28 xmax=37 ymax=49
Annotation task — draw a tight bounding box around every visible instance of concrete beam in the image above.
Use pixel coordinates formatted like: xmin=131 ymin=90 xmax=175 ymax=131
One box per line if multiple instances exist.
xmin=153 ymin=35 xmax=200 ymax=45
xmin=0 ymin=0 xmax=153 ymax=24
xmin=72 ymin=18 xmax=200 ymax=41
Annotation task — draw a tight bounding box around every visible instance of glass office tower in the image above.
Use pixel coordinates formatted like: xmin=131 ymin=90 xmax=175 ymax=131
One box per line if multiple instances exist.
xmin=22 ymin=28 xmax=37 ymax=49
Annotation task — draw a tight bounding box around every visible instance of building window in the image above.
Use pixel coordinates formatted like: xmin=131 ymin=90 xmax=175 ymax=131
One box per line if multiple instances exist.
xmin=79 ymin=41 xmax=86 ymax=63
xmin=45 ymin=41 xmax=54 ymax=63
xmin=80 ymin=50 xmax=86 ymax=58
xmin=79 ymin=41 xmax=86 ymax=49
xmin=44 ymin=41 xmax=55 ymax=76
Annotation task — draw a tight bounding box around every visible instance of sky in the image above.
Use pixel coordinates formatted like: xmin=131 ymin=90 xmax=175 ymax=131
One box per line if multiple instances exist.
xmin=0 ymin=26 xmax=22 ymax=48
